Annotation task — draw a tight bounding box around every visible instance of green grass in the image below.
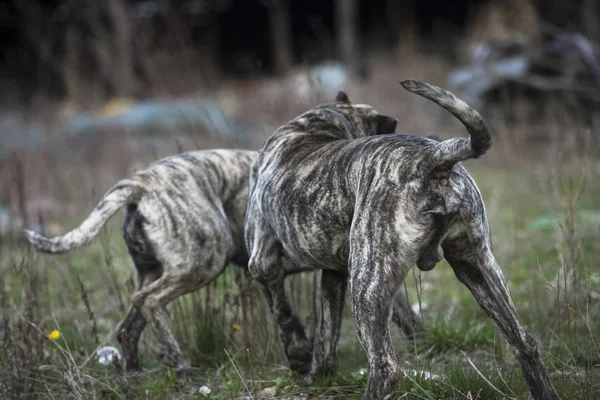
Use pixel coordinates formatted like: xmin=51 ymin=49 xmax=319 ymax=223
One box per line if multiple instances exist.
xmin=1 ymin=160 xmax=600 ymax=399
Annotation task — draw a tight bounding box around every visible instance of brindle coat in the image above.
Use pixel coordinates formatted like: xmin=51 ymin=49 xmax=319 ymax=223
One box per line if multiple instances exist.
xmin=26 ymin=149 xmax=257 ymax=371
xmin=245 ymin=82 xmax=558 ymax=399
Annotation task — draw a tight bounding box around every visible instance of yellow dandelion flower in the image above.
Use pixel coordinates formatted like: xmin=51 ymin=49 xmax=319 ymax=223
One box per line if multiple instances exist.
xmin=232 ymin=324 xmax=241 ymax=331
xmin=48 ymin=330 xmax=61 ymax=341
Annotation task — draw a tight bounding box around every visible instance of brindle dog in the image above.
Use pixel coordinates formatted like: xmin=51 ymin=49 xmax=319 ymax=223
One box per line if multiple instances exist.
xmin=245 ymin=82 xmax=558 ymax=399
xmin=26 ymin=149 xmax=257 ymax=371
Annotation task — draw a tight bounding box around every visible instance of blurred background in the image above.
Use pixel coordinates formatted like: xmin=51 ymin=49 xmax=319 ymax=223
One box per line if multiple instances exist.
xmin=0 ymin=0 xmax=599 ymax=229
xmin=1 ymin=1 xmax=600 ymax=399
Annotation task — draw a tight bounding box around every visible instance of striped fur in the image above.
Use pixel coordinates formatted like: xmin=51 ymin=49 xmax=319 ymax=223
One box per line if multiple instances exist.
xmin=246 ymin=81 xmax=557 ymax=400
xmin=27 ymin=149 xmax=258 ymax=371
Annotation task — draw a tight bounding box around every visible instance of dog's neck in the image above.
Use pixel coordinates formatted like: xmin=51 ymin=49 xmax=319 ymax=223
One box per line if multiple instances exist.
xmin=323 ymin=109 xmax=353 ymax=139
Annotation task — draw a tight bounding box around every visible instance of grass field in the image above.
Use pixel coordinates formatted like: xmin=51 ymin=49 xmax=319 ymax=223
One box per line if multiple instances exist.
xmin=1 ymin=147 xmax=599 ymax=399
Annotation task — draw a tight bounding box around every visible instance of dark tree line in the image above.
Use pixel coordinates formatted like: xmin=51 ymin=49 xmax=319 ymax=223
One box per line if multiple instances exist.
xmin=0 ymin=0 xmax=595 ymax=104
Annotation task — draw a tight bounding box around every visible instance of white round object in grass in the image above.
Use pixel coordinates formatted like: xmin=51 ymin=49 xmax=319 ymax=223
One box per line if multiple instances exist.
xmin=198 ymin=386 xmax=211 ymax=397
xmin=96 ymin=346 xmax=121 ymax=366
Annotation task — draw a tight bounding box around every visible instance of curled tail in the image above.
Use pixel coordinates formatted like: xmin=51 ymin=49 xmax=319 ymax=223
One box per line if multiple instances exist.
xmin=400 ymin=80 xmax=491 ymax=169
xmin=25 ymin=179 xmax=144 ymax=254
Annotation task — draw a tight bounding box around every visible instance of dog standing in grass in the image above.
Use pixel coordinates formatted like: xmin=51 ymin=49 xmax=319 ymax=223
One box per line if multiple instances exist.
xmin=26 ymin=149 xmax=257 ymax=371
xmin=245 ymin=82 xmax=558 ymax=399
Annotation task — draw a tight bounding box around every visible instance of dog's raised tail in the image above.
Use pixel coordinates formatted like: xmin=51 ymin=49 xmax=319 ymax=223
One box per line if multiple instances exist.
xmin=25 ymin=180 xmax=143 ymax=254
xmin=400 ymin=80 xmax=491 ymax=168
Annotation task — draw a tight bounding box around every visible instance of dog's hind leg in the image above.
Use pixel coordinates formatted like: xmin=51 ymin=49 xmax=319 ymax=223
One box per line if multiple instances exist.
xmin=444 ymin=240 xmax=558 ymax=400
xmin=349 ymin=257 xmax=408 ymax=399
xmin=129 ymin=244 xmax=230 ymax=371
xmin=247 ymin=219 xmax=312 ymax=374
xmin=134 ymin=277 xmax=190 ymax=370
xmin=310 ymin=270 xmax=347 ymax=375
xmin=116 ymin=257 xmax=165 ymax=371
xmin=116 ymin=305 xmax=146 ymax=371
xmin=131 ymin=260 xmax=228 ymax=371
xmin=117 ymin=211 xmax=163 ymax=371
xmin=131 ymin=280 xmax=186 ymax=370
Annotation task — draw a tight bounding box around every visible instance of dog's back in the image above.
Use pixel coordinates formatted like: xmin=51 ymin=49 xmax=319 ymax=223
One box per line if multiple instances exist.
xmin=123 ymin=149 xmax=257 ymax=266
xmin=27 ymin=149 xmax=258 ymax=263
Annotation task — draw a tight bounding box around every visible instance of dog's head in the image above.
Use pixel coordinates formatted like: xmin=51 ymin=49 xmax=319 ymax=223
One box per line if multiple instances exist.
xmin=314 ymin=91 xmax=398 ymax=138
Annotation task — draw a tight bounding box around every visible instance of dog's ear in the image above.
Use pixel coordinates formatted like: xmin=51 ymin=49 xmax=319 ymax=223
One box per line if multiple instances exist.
xmin=336 ymin=91 xmax=351 ymax=104
xmin=374 ymin=115 xmax=398 ymax=135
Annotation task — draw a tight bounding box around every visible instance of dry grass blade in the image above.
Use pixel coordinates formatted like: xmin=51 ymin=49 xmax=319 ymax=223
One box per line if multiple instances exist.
xmin=537 ymin=258 xmax=600 ymax=360
xmin=75 ymin=273 xmax=100 ymax=348
xmin=225 ymin=348 xmax=254 ymax=399
xmin=461 ymin=351 xmax=517 ymax=400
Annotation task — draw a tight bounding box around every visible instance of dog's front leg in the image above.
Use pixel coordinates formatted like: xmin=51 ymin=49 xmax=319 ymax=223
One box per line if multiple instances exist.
xmin=310 ymin=270 xmax=347 ymax=376
xmin=445 ymin=245 xmax=558 ymax=400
